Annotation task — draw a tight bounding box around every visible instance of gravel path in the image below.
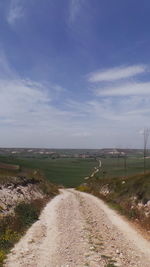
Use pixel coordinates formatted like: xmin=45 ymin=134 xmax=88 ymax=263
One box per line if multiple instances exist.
xmin=5 ymin=189 xmax=150 ymax=267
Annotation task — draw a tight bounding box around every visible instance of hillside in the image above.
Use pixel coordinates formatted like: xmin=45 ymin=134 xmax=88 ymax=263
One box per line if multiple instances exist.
xmin=0 ymin=165 xmax=58 ymax=214
xmin=77 ymin=172 xmax=150 ymax=233
xmin=0 ymin=164 xmax=59 ymax=266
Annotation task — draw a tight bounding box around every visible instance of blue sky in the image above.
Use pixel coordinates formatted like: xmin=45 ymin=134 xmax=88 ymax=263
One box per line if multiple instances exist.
xmin=0 ymin=0 xmax=150 ymax=148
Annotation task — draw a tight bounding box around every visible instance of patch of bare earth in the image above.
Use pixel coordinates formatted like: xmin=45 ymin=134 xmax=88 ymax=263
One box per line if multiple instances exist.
xmin=5 ymin=189 xmax=150 ymax=267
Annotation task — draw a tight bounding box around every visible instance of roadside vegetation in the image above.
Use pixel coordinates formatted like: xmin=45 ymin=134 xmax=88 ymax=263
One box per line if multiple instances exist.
xmin=77 ymin=172 xmax=150 ymax=233
xmin=0 ymin=199 xmax=47 ymax=266
xmin=0 ymin=166 xmax=59 ymax=266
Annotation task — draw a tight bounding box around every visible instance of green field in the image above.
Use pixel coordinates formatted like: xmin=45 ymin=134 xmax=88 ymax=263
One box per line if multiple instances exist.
xmin=0 ymin=156 xmax=96 ymax=187
xmin=97 ymin=156 xmax=150 ymax=179
xmin=0 ymin=153 xmax=150 ymax=187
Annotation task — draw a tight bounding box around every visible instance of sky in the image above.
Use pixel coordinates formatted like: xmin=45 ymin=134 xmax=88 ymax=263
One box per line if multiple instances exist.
xmin=0 ymin=0 xmax=150 ymax=148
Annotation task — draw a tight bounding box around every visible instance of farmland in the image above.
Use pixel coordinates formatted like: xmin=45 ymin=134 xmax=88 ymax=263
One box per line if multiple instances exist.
xmin=0 ymin=156 xmax=96 ymax=187
xmin=96 ymin=155 xmax=150 ymax=179
xmin=0 ymin=151 xmax=150 ymax=187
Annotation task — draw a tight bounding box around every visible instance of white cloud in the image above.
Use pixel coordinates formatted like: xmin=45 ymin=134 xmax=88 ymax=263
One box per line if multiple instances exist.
xmin=7 ymin=0 xmax=24 ymax=25
xmin=0 ymin=53 xmax=96 ymax=147
xmin=95 ymin=81 xmax=150 ymax=96
xmin=127 ymin=108 xmax=150 ymax=115
xmin=88 ymin=65 xmax=147 ymax=82
xmin=69 ymin=0 xmax=85 ymax=23
xmin=0 ymin=53 xmax=149 ymax=148
xmin=0 ymin=79 xmax=50 ymax=123
xmin=0 ymin=77 xmax=149 ymax=148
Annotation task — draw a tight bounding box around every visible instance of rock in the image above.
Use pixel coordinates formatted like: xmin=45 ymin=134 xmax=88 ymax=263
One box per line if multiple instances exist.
xmin=147 ymin=200 xmax=150 ymax=207
xmin=116 ymin=249 xmax=120 ymax=254
xmin=0 ymin=183 xmax=44 ymax=215
xmin=28 ymin=239 xmax=34 ymax=243
xmin=90 ymin=246 xmax=95 ymax=251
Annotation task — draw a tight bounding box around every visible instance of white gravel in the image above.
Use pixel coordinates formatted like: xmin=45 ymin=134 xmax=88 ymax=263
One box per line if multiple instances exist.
xmin=4 ymin=189 xmax=150 ymax=267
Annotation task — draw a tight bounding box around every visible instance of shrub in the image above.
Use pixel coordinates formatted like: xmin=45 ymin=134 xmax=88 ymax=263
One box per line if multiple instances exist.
xmin=15 ymin=202 xmax=40 ymax=228
xmin=82 ymin=172 xmax=150 ymax=231
xmin=0 ymin=250 xmax=5 ymax=267
xmin=0 ymin=229 xmax=20 ymax=250
xmin=0 ymin=198 xmax=48 ymax=266
xmin=76 ymin=184 xmax=91 ymax=192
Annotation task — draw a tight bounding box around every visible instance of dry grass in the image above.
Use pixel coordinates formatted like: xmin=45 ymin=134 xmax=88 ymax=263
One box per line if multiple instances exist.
xmin=77 ymin=172 xmax=150 ymax=231
xmin=0 ymin=168 xmax=59 ymax=266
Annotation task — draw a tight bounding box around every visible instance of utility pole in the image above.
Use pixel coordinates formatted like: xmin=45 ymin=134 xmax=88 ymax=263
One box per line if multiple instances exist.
xmin=124 ymin=154 xmax=127 ymax=178
xmin=143 ymin=128 xmax=150 ymax=174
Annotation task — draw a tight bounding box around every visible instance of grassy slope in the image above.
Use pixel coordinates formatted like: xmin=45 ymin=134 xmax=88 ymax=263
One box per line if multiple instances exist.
xmin=87 ymin=173 xmax=150 ymax=202
xmin=0 ymin=167 xmax=59 ymax=266
xmin=78 ymin=173 xmax=150 ymax=231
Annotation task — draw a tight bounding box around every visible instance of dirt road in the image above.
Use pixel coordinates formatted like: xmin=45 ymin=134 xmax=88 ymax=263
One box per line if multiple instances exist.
xmin=85 ymin=159 xmax=102 ymax=180
xmin=5 ymin=189 xmax=150 ymax=267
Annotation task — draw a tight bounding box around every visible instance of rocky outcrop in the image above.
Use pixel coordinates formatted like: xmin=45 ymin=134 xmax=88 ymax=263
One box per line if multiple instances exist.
xmin=0 ymin=183 xmax=44 ymax=216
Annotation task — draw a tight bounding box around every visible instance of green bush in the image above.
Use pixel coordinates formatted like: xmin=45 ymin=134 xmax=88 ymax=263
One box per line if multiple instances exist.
xmin=76 ymin=184 xmax=91 ymax=193
xmin=0 ymin=198 xmax=48 ymax=266
xmin=15 ymin=202 xmax=39 ymax=228
xmin=0 ymin=229 xmax=19 ymax=250
xmin=0 ymin=250 xmax=5 ymax=267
